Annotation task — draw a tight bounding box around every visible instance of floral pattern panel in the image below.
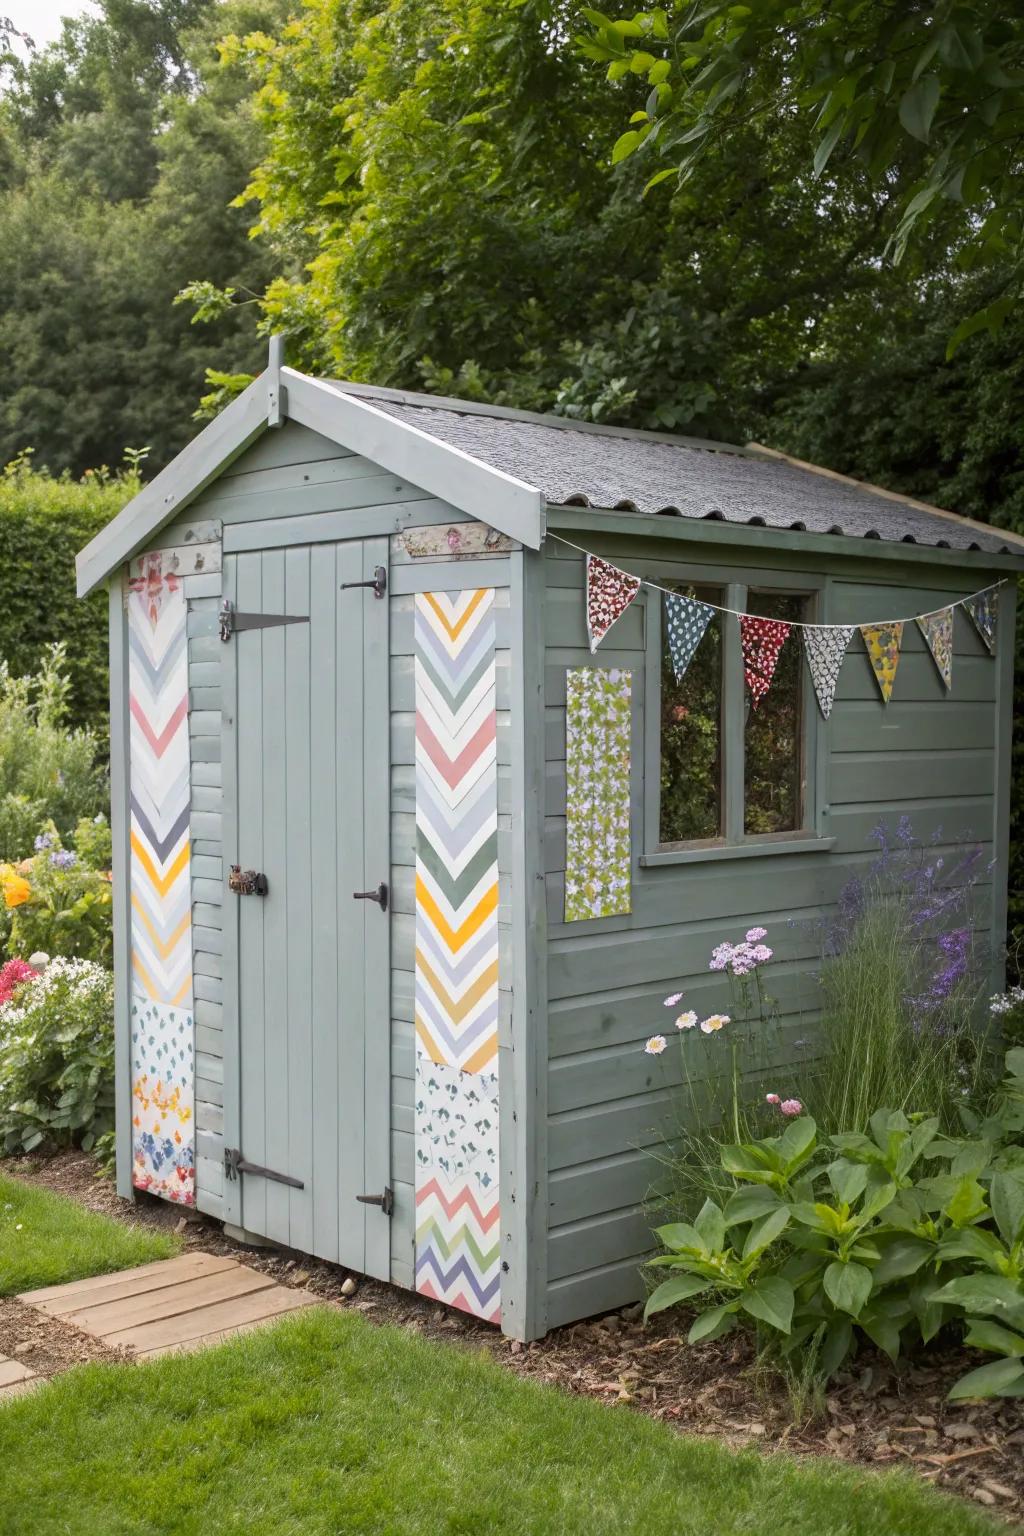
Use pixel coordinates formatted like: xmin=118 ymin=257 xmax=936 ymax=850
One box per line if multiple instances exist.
xmin=130 ymin=997 xmax=195 ymax=1203
xmin=564 ymin=666 xmax=633 ymax=922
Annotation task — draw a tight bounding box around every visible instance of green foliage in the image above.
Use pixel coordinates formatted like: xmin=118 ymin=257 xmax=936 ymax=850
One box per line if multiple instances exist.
xmin=0 ymin=641 xmax=108 ymax=846
xmin=0 ymin=957 xmax=114 ymax=1155
xmin=581 ymin=4 xmax=1024 ymax=337
xmin=4 ymin=819 xmax=114 ymax=968
xmin=646 ymin=1054 xmax=1024 ymax=1399
xmin=0 ymin=0 xmax=281 ymax=475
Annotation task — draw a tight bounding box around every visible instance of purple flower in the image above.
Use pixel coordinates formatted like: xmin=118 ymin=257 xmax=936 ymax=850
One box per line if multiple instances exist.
xmin=50 ymin=850 xmax=76 ymax=870
xmin=33 ymin=832 xmax=54 ymax=852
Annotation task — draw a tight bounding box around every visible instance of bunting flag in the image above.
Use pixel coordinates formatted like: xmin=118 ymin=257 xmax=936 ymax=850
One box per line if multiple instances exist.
xmin=861 ymin=621 xmax=904 ymax=703
xmin=804 ymin=625 xmax=855 ymax=720
xmin=917 ymin=609 xmax=954 ymax=690
xmin=739 ymin=616 xmax=791 ymax=708
xmin=664 ymin=592 xmax=715 ymax=682
xmin=964 ymin=589 xmax=998 ymax=654
xmin=586 ymin=553 xmax=641 ymax=653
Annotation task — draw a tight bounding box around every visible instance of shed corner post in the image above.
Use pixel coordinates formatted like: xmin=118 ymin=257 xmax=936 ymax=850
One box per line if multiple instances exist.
xmin=501 ymin=546 xmax=550 ymax=1342
xmin=108 ymin=576 xmax=135 ymax=1200
xmin=991 ymin=576 xmax=1018 ymax=996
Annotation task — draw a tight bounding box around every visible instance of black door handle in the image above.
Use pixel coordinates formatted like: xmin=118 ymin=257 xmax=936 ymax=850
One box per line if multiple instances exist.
xmin=353 ymin=882 xmax=388 ymax=911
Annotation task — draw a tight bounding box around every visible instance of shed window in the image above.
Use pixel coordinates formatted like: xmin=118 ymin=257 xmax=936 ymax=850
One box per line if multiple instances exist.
xmin=645 ymin=575 xmax=822 ymax=863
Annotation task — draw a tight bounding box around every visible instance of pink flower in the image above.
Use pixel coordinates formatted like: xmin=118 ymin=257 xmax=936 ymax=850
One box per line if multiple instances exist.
xmin=780 ymin=1099 xmax=803 ymax=1117
xmin=746 ymin=927 xmax=767 ymax=943
xmin=644 ymin=1035 xmax=668 ymax=1056
xmin=700 ymin=1014 xmax=730 ymax=1034
xmin=751 ymin=944 xmax=773 ymax=963
xmin=663 ymin=992 xmax=684 ymax=1007
xmin=0 ymin=956 xmax=38 ymax=1006
xmin=765 ymin=1093 xmax=780 ymax=1105
xmin=675 ymin=1011 xmax=698 ymax=1030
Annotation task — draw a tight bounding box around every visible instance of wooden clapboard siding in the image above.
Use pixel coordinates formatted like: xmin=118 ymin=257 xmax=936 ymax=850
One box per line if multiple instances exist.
xmin=540 ymin=540 xmax=1009 ymax=1325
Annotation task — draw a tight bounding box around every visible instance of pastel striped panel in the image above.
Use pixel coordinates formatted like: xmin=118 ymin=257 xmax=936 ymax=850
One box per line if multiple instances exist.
xmin=126 ymin=553 xmax=195 ymax=1204
xmin=413 ymin=588 xmax=500 ymax=1325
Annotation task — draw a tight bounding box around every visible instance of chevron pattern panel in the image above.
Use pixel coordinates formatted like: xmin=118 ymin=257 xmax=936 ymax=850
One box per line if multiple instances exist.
xmin=126 ymin=552 xmax=195 ymax=1205
xmin=413 ymin=588 xmax=501 ymax=1324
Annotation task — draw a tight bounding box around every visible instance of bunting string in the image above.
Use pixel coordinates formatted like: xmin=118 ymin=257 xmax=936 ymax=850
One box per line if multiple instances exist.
xmin=550 ymin=534 xmax=1006 ymax=632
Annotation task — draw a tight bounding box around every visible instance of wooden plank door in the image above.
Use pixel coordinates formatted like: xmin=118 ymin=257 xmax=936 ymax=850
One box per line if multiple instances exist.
xmin=221 ymin=538 xmax=391 ymax=1280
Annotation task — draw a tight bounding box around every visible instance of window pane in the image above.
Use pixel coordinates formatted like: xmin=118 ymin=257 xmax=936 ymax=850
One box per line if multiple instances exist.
xmin=744 ymin=592 xmax=804 ymax=835
xmin=660 ymin=585 xmax=722 ymax=844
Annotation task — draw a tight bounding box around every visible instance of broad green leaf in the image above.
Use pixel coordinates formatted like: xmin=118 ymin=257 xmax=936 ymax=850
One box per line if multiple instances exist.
xmin=723 ymin=1185 xmax=781 ymax=1227
xmin=740 ymin=1274 xmax=794 ymax=1334
xmin=819 ymin=1317 xmax=854 ymax=1376
xmin=823 ymin=1260 xmax=872 ymax=1318
xmin=899 ymin=75 xmax=941 ymax=144
xmin=990 ymin=1171 xmax=1024 ymax=1248
xmin=648 ymin=59 xmax=670 ymax=85
xmin=813 ymin=118 xmax=843 ymax=178
xmin=642 ymin=167 xmax=676 ymax=195
xmin=870 ymin=1235 xmax=933 ymax=1286
xmin=654 ymin=1222 xmax=702 ymax=1254
xmin=930 ymin=1274 xmax=1024 ymax=1316
xmin=944 ymin=1175 xmax=988 ymax=1228
xmin=644 ymin=1274 xmax=712 ymax=1319
xmin=860 ymin=1310 xmax=905 ymax=1362
xmin=694 ymin=1198 xmax=726 ymax=1254
xmin=777 ymin=1115 xmax=817 ymax=1170
xmin=945 ymin=297 xmax=1014 ymax=358
xmin=742 ymin=1206 xmax=790 ymax=1261
xmin=827 ymin=1159 xmax=868 ymax=1206
xmin=964 ymin=1318 xmax=1024 ymax=1358
xmin=688 ymin=1303 xmax=736 ymax=1344
xmin=611 ymin=129 xmax=642 ymax=164
xmin=948 ymin=1357 xmax=1024 ymax=1401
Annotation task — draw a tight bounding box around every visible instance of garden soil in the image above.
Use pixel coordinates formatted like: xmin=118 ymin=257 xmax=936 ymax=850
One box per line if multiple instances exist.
xmin=7 ymin=1151 xmax=1024 ymax=1524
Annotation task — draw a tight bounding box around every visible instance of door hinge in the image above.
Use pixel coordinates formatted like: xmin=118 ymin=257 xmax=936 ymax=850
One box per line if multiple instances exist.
xmin=224 ymin=1147 xmax=304 ymax=1190
xmin=357 ymin=1187 xmax=394 ymax=1216
xmin=219 ymin=599 xmax=310 ymax=643
xmin=340 ymin=565 xmax=387 ymax=600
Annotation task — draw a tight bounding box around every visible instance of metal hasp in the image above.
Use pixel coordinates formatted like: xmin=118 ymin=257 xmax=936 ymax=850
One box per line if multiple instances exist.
xmin=356 ymin=1187 xmax=395 ymax=1216
xmin=224 ymin=1147 xmax=305 ymax=1190
xmin=229 ymin=865 xmax=269 ymax=897
xmin=340 ymin=565 xmax=387 ymax=600
xmin=219 ymin=598 xmax=310 ymax=642
xmin=352 ymin=882 xmax=388 ymax=911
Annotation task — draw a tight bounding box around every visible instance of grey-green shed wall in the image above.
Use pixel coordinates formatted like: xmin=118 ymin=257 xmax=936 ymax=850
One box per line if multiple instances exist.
xmin=539 ymin=531 xmax=1015 ymax=1330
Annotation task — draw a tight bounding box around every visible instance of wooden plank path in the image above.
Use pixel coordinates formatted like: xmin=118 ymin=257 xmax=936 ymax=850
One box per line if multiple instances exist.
xmin=19 ymin=1252 xmax=318 ymax=1361
xmin=0 ymin=1355 xmax=38 ymax=1400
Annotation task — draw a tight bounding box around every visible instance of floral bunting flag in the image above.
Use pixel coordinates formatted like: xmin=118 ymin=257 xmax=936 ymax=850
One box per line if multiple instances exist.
xmin=804 ymin=625 xmax=855 ymax=720
xmin=739 ymin=616 xmax=791 ymax=709
xmin=585 ymin=554 xmax=641 ymax=653
xmin=663 ymin=592 xmax=715 ymax=682
xmin=916 ymin=609 xmax=954 ymax=690
xmin=861 ymin=621 xmax=904 ymax=703
xmin=964 ymin=589 xmax=998 ymax=654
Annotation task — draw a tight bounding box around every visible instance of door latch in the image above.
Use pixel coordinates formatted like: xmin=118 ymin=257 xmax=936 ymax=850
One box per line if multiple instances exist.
xmin=352 ymin=882 xmax=388 ymax=911
xmin=229 ymin=866 xmax=269 ymax=896
xmin=340 ymin=565 xmax=387 ymax=600
xmin=356 ymin=1187 xmax=395 ymax=1216
xmin=224 ymin=1147 xmax=304 ymax=1189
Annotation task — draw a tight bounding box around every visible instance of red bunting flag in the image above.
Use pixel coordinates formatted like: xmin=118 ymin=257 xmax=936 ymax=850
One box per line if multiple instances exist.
xmin=586 ymin=554 xmax=642 ymax=653
xmin=739 ymin=616 xmax=791 ymax=708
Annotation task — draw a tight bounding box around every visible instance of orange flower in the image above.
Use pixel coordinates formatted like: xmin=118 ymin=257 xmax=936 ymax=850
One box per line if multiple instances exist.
xmin=3 ymin=874 xmax=31 ymax=908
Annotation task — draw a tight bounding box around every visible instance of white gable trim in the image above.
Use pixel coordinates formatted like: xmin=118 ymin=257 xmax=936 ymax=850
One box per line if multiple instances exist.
xmin=76 ymin=368 xmax=546 ymax=596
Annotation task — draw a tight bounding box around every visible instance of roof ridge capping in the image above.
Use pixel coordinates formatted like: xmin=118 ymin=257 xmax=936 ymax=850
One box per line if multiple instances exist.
xmin=748 ymin=442 xmax=1024 ymax=555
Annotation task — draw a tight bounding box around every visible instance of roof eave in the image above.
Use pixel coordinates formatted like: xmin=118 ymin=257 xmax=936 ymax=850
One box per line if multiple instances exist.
xmin=545 ymin=503 xmax=1024 ymax=572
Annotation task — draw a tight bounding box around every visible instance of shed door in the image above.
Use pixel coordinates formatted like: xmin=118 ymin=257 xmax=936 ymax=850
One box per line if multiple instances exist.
xmin=222 ymin=537 xmax=391 ymax=1281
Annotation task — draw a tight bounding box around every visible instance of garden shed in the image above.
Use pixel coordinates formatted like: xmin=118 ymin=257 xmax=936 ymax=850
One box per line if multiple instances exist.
xmin=78 ymin=341 xmax=1024 ymax=1342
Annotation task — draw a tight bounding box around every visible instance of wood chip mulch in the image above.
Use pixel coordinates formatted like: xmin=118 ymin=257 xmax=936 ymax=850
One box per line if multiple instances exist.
xmin=6 ymin=1151 xmax=1024 ymax=1524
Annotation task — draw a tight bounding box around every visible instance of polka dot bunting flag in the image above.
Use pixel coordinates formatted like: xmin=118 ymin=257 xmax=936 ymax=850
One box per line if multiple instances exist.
xmin=663 ymin=591 xmax=715 ymax=682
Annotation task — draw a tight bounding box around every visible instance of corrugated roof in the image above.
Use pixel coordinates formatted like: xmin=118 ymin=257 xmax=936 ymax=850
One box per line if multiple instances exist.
xmin=333 ymin=382 xmax=1014 ymax=555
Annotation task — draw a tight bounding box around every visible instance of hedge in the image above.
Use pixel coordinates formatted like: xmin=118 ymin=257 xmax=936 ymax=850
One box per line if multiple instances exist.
xmin=0 ymin=456 xmax=138 ymax=735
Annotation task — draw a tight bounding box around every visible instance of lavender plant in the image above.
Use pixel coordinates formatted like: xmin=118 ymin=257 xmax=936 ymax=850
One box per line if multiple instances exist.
xmin=807 ymin=819 xmax=995 ymax=1136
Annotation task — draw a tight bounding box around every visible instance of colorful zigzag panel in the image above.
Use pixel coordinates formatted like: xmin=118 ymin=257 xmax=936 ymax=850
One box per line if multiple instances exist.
xmin=126 ymin=553 xmax=195 ymax=1204
xmin=413 ymin=588 xmax=501 ymax=1324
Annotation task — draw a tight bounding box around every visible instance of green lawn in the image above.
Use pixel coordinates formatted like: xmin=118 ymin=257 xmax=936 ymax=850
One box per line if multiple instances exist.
xmin=0 ymin=1172 xmax=181 ymax=1295
xmin=0 ymin=1307 xmax=1003 ymax=1536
